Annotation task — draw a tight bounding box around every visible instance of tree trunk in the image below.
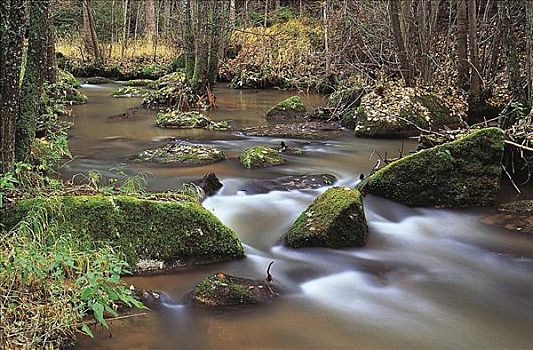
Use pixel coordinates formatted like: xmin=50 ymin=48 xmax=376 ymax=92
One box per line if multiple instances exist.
xmin=229 ymin=0 xmax=236 ymax=30
xmin=192 ymin=0 xmax=209 ymax=93
xmin=389 ymin=0 xmax=413 ymax=86
xmin=182 ymin=0 xmax=195 ymax=82
xmin=527 ymin=0 xmax=533 ymax=107
xmin=468 ymin=0 xmax=481 ymax=98
xmin=207 ymin=0 xmax=223 ymax=87
xmin=456 ymin=0 xmax=469 ymax=90
xmin=46 ymin=19 xmax=57 ymax=83
xmin=0 ymin=0 xmax=26 ymax=174
xmin=322 ymin=0 xmax=330 ymax=75
xmin=145 ymin=0 xmax=155 ymax=42
xmin=16 ymin=0 xmax=49 ymax=162
xmin=121 ymin=0 xmax=129 ymax=58
xmin=83 ymin=0 xmax=103 ymax=63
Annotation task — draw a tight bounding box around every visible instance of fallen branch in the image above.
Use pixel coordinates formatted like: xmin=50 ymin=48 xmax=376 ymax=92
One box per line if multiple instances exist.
xmin=504 ymin=139 xmax=533 ymax=153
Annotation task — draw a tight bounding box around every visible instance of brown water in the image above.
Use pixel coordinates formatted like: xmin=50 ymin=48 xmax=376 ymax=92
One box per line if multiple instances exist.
xmin=71 ymin=83 xmax=533 ymax=350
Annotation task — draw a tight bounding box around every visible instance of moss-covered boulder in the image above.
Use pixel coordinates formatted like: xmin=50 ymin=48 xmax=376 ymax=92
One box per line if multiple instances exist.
xmin=359 ymin=128 xmax=505 ymax=207
xmin=265 ymin=95 xmax=307 ymax=121
xmin=147 ymin=71 xmax=185 ymax=89
xmin=3 ymin=195 xmax=245 ymax=267
xmin=136 ymin=143 xmax=225 ymax=165
xmin=239 ymin=146 xmax=285 ymax=169
xmin=481 ymin=200 xmax=533 ymax=234
xmin=82 ymin=76 xmax=114 ymax=84
xmin=112 ymin=86 xmax=150 ymax=98
xmin=354 ymin=86 xmax=466 ymax=138
xmin=284 ymin=187 xmax=368 ymax=248
xmin=192 ymin=273 xmax=278 ymax=306
xmin=58 ymin=69 xmax=80 ymax=88
xmin=125 ymin=79 xmax=155 ymax=87
xmin=155 ymin=110 xmax=231 ymax=130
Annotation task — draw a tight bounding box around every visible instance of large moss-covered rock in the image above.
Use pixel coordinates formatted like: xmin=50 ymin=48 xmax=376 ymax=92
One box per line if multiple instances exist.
xmin=360 ymin=128 xmax=505 ymax=207
xmin=354 ymin=87 xmax=466 ymax=138
xmin=58 ymin=69 xmax=80 ymax=88
xmin=82 ymin=76 xmax=114 ymax=84
xmin=239 ymin=146 xmax=285 ymax=169
xmin=3 ymin=195 xmax=245 ymax=267
xmin=265 ymin=95 xmax=307 ymax=121
xmin=155 ymin=110 xmax=230 ymax=130
xmin=112 ymin=86 xmax=150 ymax=98
xmin=192 ymin=273 xmax=278 ymax=306
xmin=136 ymin=143 xmax=225 ymax=165
xmin=125 ymin=79 xmax=155 ymax=87
xmin=284 ymin=187 xmax=368 ymax=248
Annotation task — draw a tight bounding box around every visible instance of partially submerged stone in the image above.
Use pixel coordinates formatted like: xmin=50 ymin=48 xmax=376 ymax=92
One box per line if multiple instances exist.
xmin=58 ymin=69 xmax=80 ymax=88
xmin=265 ymin=95 xmax=307 ymax=121
xmin=354 ymin=87 xmax=466 ymax=138
xmin=359 ymin=128 xmax=505 ymax=207
xmin=284 ymin=187 xmax=368 ymax=248
xmin=239 ymin=146 xmax=285 ymax=169
xmin=241 ymin=174 xmax=336 ymax=194
xmin=192 ymin=273 xmax=278 ymax=306
xmin=481 ymin=200 xmax=533 ymax=234
xmin=155 ymin=110 xmax=231 ymax=130
xmin=136 ymin=143 xmax=225 ymax=165
xmin=3 ymin=195 xmax=245 ymax=267
xmin=240 ymin=121 xmax=342 ymax=139
xmin=125 ymin=79 xmax=155 ymax=87
xmin=112 ymin=86 xmax=150 ymax=98
xmin=83 ymin=76 xmax=114 ymax=84
xmin=193 ymin=172 xmax=223 ymax=196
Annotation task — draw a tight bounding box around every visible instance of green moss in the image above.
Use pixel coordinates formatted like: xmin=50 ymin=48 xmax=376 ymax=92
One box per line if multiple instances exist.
xmin=136 ymin=143 xmax=226 ymax=165
xmin=284 ymin=187 xmax=368 ymax=248
xmin=58 ymin=69 xmax=80 ymax=88
xmin=239 ymin=146 xmax=285 ymax=169
xmin=147 ymin=71 xmax=186 ymax=89
xmin=125 ymin=79 xmax=155 ymax=87
xmin=265 ymin=95 xmax=307 ymax=120
xmin=499 ymin=200 xmax=533 ymax=215
xmin=112 ymin=86 xmax=150 ymax=98
xmin=359 ymin=128 xmax=505 ymax=207
xmin=3 ymin=195 xmax=244 ymax=266
xmin=192 ymin=273 xmax=258 ymax=306
xmin=155 ymin=110 xmax=231 ymax=130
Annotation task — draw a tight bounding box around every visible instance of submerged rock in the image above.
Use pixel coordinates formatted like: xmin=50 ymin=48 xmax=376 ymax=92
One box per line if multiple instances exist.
xmin=193 ymin=172 xmax=223 ymax=196
xmin=240 ymin=120 xmax=343 ymax=139
xmin=3 ymin=195 xmax=245 ymax=267
xmin=83 ymin=76 xmax=114 ymax=84
xmin=354 ymin=87 xmax=466 ymax=138
xmin=155 ymin=110 xmax=231 ymax=130
xmin=241 ymin=174 xmax=336 ymax=194
xmin=481 ymin=200 xmax=533 ymax=234
xmin=284 ymin=187 xmax=368 ymax=248
xmin=265 ymin=95 xmax=307 ymax=121
xmin=239 ymin=146 xmax=285 ymax=169
xmin=192 ymin=273 xmax=278 ymax=306
xmin=359 ymin=128 xmax=505 ymax=207
xmin=125 ymin=79 xmax=155 ymax=87
xmin=136 ymin=143 xmax=225 ymax=165
xmin=112 ymin=86 xmax=150 ymax=98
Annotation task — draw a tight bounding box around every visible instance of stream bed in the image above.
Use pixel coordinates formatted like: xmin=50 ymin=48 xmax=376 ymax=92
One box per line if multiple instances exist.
xmin=71 ymin=84 xmax=533 ymax=349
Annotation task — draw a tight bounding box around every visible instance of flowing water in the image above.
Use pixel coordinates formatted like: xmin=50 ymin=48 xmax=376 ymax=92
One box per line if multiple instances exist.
xmin=72 ymin=84 xmax=533 ymax=350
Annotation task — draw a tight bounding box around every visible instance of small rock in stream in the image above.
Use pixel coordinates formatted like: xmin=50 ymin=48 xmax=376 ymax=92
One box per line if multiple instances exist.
xmin=193 ymin=172 xmax=223 ymax=196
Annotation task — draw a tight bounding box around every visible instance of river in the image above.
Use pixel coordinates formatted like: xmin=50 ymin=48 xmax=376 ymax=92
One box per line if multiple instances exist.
xmin=71 ymin=83 xmax=533 ymax=350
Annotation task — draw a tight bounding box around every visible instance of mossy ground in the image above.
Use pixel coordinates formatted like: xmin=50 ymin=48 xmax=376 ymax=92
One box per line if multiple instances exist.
xmin=136 ymin=143 xmax=225 ymax=165
xmin=155 ymin=110 xmax=231 ymax=130
xmin=82 ymin=76 xmax=114 ymax=84
xmin=192 ymin=273 xmax=277 ymax=306
xmin=112 ymin=86 xmax=150 ymax=98
xmin=360 ymin=128 xmax=505 ymax=207
xmin=3 ymin=195 xmax=245 ymax=267
xmin=125 ymin=79 xmax=155 ymax=87
xmin=284 ymin=187 xmax=368 ymax=248
xmin=265 ymin=95 xmax=307 ymax=120
xmin=239 ymin=146 xmax=285 ymax=169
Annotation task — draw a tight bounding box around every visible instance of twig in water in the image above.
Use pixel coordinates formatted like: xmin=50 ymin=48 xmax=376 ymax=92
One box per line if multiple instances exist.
xmin=266 ymin=261 xmax=274 ymax=283
xmin=502 ymin=165 xmax=521 ymax=194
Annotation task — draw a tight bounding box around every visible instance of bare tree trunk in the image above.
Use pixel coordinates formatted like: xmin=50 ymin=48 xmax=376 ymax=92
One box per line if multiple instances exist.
xmin=456 ymin=0 xmax=469 ymax=90
xmin=0 ymin=0 xmax=26 ymax=173
xmin=16 ymin=0 xmax=49 ymax=162
xmin=527 ymin=0 xmax=533 ymax=107
xmin=182 ymin=0 xmax=195 ymax=82
xmin=192 ymin=0 xmax=208 ymax=93
xmin=121 ymin=0 xmax=129 ymax=58
xmin=83 ymin=0 xmax=103 ymax=63
xmin=322 ymin=0 xmax=330 ymax=75
xmin=207 ymin=0 xmax=223 ymax=87
xmin=110 ymin=0 xmax=116 ymax=59
xmin=229 ymin=0 xmax=236 ymax=30
xmin=46 ymin=17 xmax=57 ymax=83
xmin=389 ymin=0 xmax=413 ymax=86
xmin=468 ymin=0 xmax=481 ymax=98
xmin=145 ymin=0 xmax=155 ymax=42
